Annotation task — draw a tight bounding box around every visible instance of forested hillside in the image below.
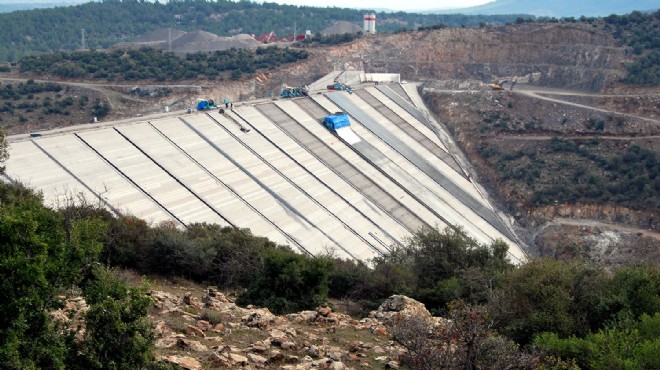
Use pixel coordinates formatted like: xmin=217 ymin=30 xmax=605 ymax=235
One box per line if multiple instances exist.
xmin=0 ymin=0 xmax=522 ymax=62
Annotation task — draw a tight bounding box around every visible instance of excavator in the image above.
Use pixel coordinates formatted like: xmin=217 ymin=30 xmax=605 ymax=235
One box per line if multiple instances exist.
xmin=489 ymin=80 xmax=517 ymax=91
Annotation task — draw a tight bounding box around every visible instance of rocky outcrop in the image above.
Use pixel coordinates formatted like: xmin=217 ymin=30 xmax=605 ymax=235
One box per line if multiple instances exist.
xmin=143 ymin=289 xmax=442 ymax=369
xmin=527 ymin=203 xmax=658 ymax=231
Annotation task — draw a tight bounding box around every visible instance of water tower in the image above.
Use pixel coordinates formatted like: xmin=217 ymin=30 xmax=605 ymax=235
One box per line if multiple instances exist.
xmin=363 ymin=13 xmax=376 ymax=34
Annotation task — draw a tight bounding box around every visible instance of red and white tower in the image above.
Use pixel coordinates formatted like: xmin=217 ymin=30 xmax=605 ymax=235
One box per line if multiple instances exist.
xmin=363 ymin=13 xmax=376 ymax=34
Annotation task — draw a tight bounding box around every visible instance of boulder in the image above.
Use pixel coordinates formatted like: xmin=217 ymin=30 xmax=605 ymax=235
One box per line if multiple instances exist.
xmin=241 ymin=308 xmax=279 ymax=329
xmin=178 ymin=338 xmax=209 ymax=352
xmin=317 ymin=305 xmax=332 ymax=317
xmin=154 ymin=320 xmax=170 ymax=337
xmin=186 ymin=325 xmax=206 ymax=338
xmin=155 ymin=337 xmax=178 ymax=349
xmin=183 ymin=291 xmax=202 ymax=308
xmin=229 ymin=353 xmax=249 ymax=366
xmin=369 ymin=295 xmax=431 ymax=323
xmin=162 ymin=355 xmax=202 ymax=370
xmin=248 ymin=353 xmax=268 ymax=364
xmin=196 ymin=319 xmax=212 ymax=331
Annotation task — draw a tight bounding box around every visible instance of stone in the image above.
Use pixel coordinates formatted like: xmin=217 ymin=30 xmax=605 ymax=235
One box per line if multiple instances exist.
xmin=154 ymin=320 xmax=170 ymax=337
xmin=183 ymin=291 xmax=202 ymax=308
xmin=371 ymin=325 xmax=388 ymax=336
xmin=178 ymin=338 xmax=208 ymax=352
xmin=210 ymin=352 xmax=232 ymax=368
xmin=163 ymin=355 xmax=202 ymax=370
xmin=229 ymin=353 xmax=249 ymax=366
xmin=386 ymin=360 xmax=400 ymax=369
xmin=196 ymin=319 xmax=212 ymax=331
xmin=329 ymin=361 xmax=347 ymax=370
xmin=250 ymin=340 xmax=269 ymax=352
xmin=241 ymin=309 xmax=278 ymax=329
xmin=286 ymin=310 xmax=318 ymax=323
xmin=317 ymin=305 xmax=332 ymax=317
xmin=370 ymin=295 xmax=431 ymax=322
xmin=307 ymin=345 xmax=323 ymax=358
xmin=248 ymin=353 xmax=268 ymax=364
xmin=213 ymin=323 xmax=225 ymax=333
xmin=155 ymin=337 xmax=178 ymax=349
xmin=186 ymin=325 xmax=206 ymax=338
xmin=281 ymin=341 xmax=296 ymax=350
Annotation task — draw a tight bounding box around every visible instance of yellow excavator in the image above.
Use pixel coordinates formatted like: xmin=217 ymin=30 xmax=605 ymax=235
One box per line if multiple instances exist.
xmin=490 ymin=80 xmax=516 ymax=91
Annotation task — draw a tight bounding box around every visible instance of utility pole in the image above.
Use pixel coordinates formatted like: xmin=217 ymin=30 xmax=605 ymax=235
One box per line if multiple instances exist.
xmin=168 ymin=28 xmax=172 ymax=52
xmin=81 ymin=28 xmax=86 ymax=50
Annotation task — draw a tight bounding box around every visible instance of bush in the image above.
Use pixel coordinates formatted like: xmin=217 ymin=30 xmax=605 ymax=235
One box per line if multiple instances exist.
xmin=237 ymin=248 xmax=333 ymax=314
xmin=68 ymin=266 xmax=155 ymax=370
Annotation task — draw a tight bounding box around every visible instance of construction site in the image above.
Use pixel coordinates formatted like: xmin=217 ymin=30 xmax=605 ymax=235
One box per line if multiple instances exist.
xmin=2 ymin=71 xmax=527 ymax=264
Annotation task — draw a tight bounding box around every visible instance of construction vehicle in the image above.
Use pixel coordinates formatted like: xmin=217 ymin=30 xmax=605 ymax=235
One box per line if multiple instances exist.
xmin=489 ymin=80 xmax=517 ymax=91
xmin=323 ymin=112 xmax=350 ymax=131
xmin=196 ymin=99 xmax=218 ymax=110
xmin=280 ymin=85 xmax=308 ymax=98
xmin=327 ymin=80 xmax=353 ymax=94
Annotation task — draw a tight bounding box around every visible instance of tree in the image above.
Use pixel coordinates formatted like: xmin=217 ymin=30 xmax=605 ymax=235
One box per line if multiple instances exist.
xmin=67 ymin=266 xmax=155 ymax=370
xmin=0 ymin=183 xmax=68 ymax=369
xmin=374 ymin=227 xmax=514 ymax=314
xmin=534 ymin=313 xmax=660 ymax=370
xmin=0 ymin=127 xmax=8 ymax=173
xmin=237 ymin=248 xmax=333 ymax=314
xmin=392 ymin=300 xmax=535 ymax=370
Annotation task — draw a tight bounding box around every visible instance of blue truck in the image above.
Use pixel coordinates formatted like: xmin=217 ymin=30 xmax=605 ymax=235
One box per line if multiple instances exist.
xmin=323 ymin=112 xmax=350 ymax=131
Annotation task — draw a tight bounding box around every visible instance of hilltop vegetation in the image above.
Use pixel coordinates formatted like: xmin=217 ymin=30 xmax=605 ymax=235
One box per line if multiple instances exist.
xmin=0 ymin=0 xmax=522 ymax=63
xmin=17 ymin=46 xmax=309 ymax=81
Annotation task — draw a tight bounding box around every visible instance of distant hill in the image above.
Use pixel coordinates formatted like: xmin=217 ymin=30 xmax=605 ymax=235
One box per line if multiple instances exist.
xmin=0 ymin=1 xmax=83 ymax=13
xmin=0 ymin=1 xmax=522 ymax=62
xmin=432 ymin=0 xmax=659 ymax=17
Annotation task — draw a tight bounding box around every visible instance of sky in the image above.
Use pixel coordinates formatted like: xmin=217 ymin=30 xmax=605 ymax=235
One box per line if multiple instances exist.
xmin=0 ymin=0 xmax=495 ymax=12
xmin=266 ymin=0 xmax=494 ymax=12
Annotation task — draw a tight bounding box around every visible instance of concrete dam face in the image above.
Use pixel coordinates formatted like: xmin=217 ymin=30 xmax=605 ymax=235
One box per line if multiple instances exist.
xmin=4 ymin=80 xmax=526 ymax=264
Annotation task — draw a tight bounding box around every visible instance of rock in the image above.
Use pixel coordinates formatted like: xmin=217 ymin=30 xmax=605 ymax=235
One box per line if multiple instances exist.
xmin=241 ymin=308 xmax=278 ymax=329
xmin=229 ymin=353 xmax=249 ymax=366
xmin=286 ymin=310 xmax=318 ymax=323
xmin=269 ymin=351 xmax=285 ymax=364
xmin=154 ymin=320 xmax=170 ymax=337
xmin=317 ymin=305 xmax=332 ymax=317
xmin=149 ymin=290 xmax=180 ymax=309
xmin=196 ymin=319 xmax=212 ymax=331
xmin=210 ymin=352 xmax=232 ymax=367
xmin=281 ymin=341 xmax=296 ymax=350
xmin=286 ymin=355 xmax=300 ymax=363
xmin=250 ymin=340 xmax=269 ymax=352
xmin=373 ymin=326 xmax=387 ymax=336
xmin=163 ymin=355 xmax=202 ymax=370
xmin=386 ymin=360 xmax=400 ymax=369
xmin=307 ymin=345 xmax=323 ymax=358
xmin=329 ymin=361 xmax=347 ymax=370
xmin=369 ymin=295 xmax=431 ymax=324
xmin=186 ymin=325 xmax=206 ymax=338
xmin=248 ymin=353 xmax=268 ymax=364
xmin=178 ymin=338 xmax=208 ymax=352
xmin=183 ymin=291 xmax=202 ymax=308
xmin=155 ymin=337 xmax=178 ymax=349
xmin=206 ymin=336 xmax=224 ymax=343
xmin=213 ymin=323 xmax=225 ymax=333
